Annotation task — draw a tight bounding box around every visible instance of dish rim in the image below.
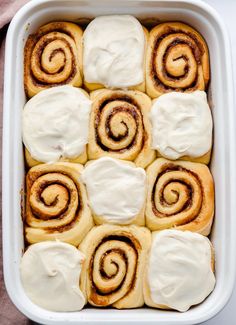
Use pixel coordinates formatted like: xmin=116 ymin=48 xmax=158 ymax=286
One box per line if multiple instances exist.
xmin=2 ymin=0 xmax=236 ymax=324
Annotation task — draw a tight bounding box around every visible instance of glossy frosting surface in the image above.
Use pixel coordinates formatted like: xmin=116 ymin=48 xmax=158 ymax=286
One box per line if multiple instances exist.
xmin=148 ymin=229 xmax=215 ymax=312
xmin=20 ymin=241 xmax=85 ymax=311
xmin=150 ymin=91 xmax=212 ymax=159
xmin=83 ymin=15 xmax=145 ymax=88
xmin=81 ymin=157 xmax=146 ymax=224
xmin=23 ymin=85 xmax=91 ymax=162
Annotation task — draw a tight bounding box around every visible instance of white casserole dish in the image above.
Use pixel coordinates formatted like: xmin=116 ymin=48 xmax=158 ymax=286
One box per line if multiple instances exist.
xmin=2 ymin=0 xmax=236 ymax=324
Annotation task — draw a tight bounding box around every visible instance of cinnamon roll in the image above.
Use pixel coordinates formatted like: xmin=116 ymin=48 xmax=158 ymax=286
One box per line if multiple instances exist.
xmin=146 ymin=22 xmax=210 ymax=98
xmin=79 ymin=224 xmax=151 ymax=308
xmin=20 ymin=241 xmax=86 ymax=311
xmin=81 ymin=157 xmax=146 ymax=226
xmin=149 ymin=91 xmax=213 ymax=164
xmin=145 ymin=158 xmax=214 ymax=235
xmin=25 ymin=162 xmax=94 ymax=245
xmin=22 ymin=86 xmax=91 ymax=167
xmin=83 ymin=15 xmax=147 ymax=92
xmin=143 ymin=230 xmax=215 ymax=312
xmin=24 ymin=22 xmax=83 ymax=98
xmin=88 ymin=89 xmax=155 ymax=168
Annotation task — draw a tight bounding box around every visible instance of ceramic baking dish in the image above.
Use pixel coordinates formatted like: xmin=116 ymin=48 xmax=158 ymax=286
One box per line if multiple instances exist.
xmin=2 ymin=0 xmax=236 ymax=324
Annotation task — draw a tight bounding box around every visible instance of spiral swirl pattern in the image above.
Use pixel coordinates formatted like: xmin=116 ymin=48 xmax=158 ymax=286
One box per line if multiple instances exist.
xmin=91 ymin=237 xmax=138 ymax=303
xmin=146 ymin=159 xmax=214 ymax=235
xmin=146 ymin=22 xmax=210 ymax=98
xmin=25 ymin=163 xmax=93 ymax=246
xmin=79 ymin=225 xmax=151 ymax=308
xmin=88 ymin=89 xmax=155 ymax=168
xmin=24 ymin=22 xmax=83 ymax=97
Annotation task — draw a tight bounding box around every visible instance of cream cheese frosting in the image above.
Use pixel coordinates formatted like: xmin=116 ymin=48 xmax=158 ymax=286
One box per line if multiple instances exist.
xmin=150 ymin=91 xmax=213 ymax=159
xmin=83 ymin=15 xmax=145 ymax=88
xmin=148 ymin=230 xmax=215 ymax=312
xmin=81 ymin=157 xmax=146 ymax=224
xmin=20 ymin=241 xmax=85 ymax=311
xmin=22 ymin=85 xmax=91 ymax=162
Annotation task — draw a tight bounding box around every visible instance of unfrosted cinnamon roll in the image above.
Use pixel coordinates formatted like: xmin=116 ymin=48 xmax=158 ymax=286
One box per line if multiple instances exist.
xmin=79 ymin=224 xmax=151 ymax=308
xmin=24 ymin=22 xmax=83 ymax=97
xmin=25 ymin=162 xmax=94 ymax=245
xmin=88 ymin=89 xmax=155 ymax=168
xmin=145 ymin=158 xmax=214 ymax=235
xmin=146 ymin=22 xmax=210 ymax=98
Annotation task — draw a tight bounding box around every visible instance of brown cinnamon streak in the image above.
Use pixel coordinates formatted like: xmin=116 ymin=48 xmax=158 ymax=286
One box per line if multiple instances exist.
xmin=95 ymin=94 xmax=144 ymax=153
xmin=151 ymin=29 xmax=204 ymax=91
xmin=89 ymin=234 xmax=140 ymax=306
xmin=151 ymin=164 xmax=203 ymax=219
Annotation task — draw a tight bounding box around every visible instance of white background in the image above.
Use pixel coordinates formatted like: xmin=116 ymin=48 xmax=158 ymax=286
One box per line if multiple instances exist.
xmin=203 ymin=1 xmax=235 ymax=324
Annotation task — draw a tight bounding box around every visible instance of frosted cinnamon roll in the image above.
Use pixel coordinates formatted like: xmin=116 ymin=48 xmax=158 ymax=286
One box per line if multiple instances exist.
xmin=24 ymin=22 xmax=83 ymax=97
xmin=144 ymin=230 xmax=215 ymax=312
xmin=25 ymin=162 xmax=93 ymax=246
xmin=146 ymin=158 xmax=214 ymax=235
xmin=146 ymin=22 xmax=210 ymax=98
xmin=79 ymin=224 xmax=151 ymax=308
xmin=21 ymin=242 xmax=86 ymax=311
xmin=22 ymin=86 xmax=91 ymax=167
xmin=88 ymin=89 xmax=155 ymax=168
xmin=81 ymin=157 xmax=146 ymax=226
xmin=150 ymin=91 xmax=213 ymax=164
xmin=83 ymin=15 xmax=147 ymax=91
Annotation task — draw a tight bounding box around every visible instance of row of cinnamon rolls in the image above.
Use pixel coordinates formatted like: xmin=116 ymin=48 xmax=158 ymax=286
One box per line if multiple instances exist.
xmin=24 ymin=156 xmax=214 ymax=245
xmin=23 ymin=86 xmax=213 ymax=169
xmin=21 ymin=228 xmax=215 ymax=312
xmin=24 ymin=17 xmax=209 ymax=98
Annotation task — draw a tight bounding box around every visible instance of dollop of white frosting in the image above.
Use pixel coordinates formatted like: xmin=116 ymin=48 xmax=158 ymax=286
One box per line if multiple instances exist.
xmin=83 ymin=15 xmax=145 ymax=88
xmin=148 ymin=230 xmax=215 ymax=312
xmin=22 ymin=85 xmax=91 ymax=162
xmin=20 ymin=241 xmax=85 ymax=311
xmin=150 ymin=91 xmax=213 ymax=159
xmin=81 ymin=157 xmax=146 ymax=224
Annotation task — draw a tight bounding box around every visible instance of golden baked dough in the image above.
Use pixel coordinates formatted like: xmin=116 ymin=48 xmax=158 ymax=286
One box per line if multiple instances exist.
xmin=146 ymin=22 xmax=210 ymax=98
xmin=25 ymin=146 xmax=88 ymax=168
xmin=25 ymin=162 xmax=94 ymax=245
xmin=145 ymin=158 xmax=214 ymax=235
xmin=88 ymin=89 xmax=156 ymax=168
xmin=79 ymin=224 xmax=151 ymax=308
xmin=24 ymin=22 xmax=83 ymax=97
xmin=143 ymin=231 xmax=215 ymax=310
xmin=156 ymin=150 xmax=212 ymax=165
xmin=84 ymin=27 xmax=148 ymax=92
